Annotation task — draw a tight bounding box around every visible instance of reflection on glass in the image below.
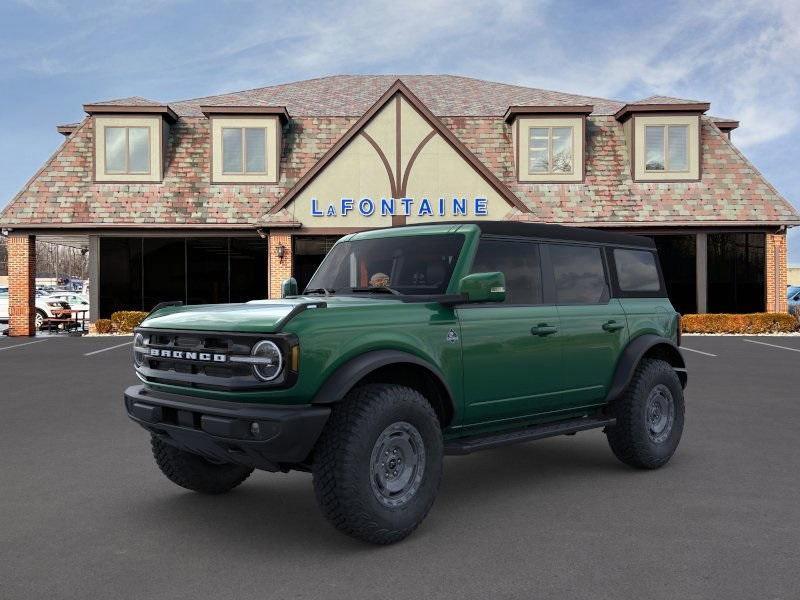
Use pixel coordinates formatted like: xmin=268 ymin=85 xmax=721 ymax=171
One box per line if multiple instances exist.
xmin=645 ymin=126 xmax=665 ymax=170
xmin=667 ymin=125 xmax=688 ymax=171
xmin=528 ymin=127 xmax=548 ymax=173
xmin=551 ymin=127 xmax=572 ymax=173
xmin=128 ymin=127 xmax=150 ymax=173
xmin=245 ymin=128 xmax=266 ymax=173
xmin=222 ymin=128 xmax=243 ymax=173
xmin=104 ymin=127 xmax=127 ymax=173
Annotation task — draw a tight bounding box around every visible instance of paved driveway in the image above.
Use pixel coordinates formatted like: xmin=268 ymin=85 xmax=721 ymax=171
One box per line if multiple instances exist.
xmin=1 ymin=335 xmax=799 ymax=600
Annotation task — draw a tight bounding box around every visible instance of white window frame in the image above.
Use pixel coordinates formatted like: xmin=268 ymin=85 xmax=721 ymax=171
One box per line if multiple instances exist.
xmin=94 ymin=115 xmax=163 ymax=183
xmin=632 ymin=114 xmax=700 ymax=182
xmin=210 ymin=116 xmax=279 ymax=184
xmin=516 ymin=116 xmax=584 ymax=183
xmin=527 ymin=126 xmax=575 ymax=175
xmin=643 ymin=124 xmax=689 ymax=173
xmin=104 ymin=126 xmax=152 ymax=175
xmin=220 ymin=127 xmax=269 ymax=175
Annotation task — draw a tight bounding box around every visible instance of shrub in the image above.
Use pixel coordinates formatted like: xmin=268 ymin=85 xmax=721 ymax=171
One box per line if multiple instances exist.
xmin=94 ymin=319 xmax=113 ymax=334
xmin=110 ymin=311 xmax=149 ymax=333
xmin=681 ymin=312 xmax=799 ymax=334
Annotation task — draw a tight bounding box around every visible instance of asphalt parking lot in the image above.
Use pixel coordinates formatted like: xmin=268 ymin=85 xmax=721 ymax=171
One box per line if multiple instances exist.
xmin=1 ymin=335 xmax=799 ymax=600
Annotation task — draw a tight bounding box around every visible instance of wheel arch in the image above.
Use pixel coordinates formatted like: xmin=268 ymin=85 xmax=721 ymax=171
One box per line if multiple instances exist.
xmin=311 ymin=350 xmax=456 ymax=428
xmin=606 ymin=334 xmax=687 ymax=404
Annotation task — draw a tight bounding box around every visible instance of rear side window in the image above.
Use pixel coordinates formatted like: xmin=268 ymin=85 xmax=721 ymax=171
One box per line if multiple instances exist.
xmin=613 ymin=249 xmax=661 ymax=292
xmin=550 ymin=244 xmax=609 ymax=304
xmin=470 ymin=238 xmax=543 ymax=304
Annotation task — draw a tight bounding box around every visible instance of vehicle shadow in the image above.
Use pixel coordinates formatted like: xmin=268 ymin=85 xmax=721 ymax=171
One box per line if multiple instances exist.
xmin=126 ymin=434 xmax=627 ymax=553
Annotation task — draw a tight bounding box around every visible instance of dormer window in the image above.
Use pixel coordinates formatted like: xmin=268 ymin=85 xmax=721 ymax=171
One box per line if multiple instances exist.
xmin=105 ymin=126 xmax=151 ymax=174
xmin=222 ymin=127 xmax=268 ymax=174
xmin=505 ymin=106 xmax=591 ymax=184
xmin=528 ymin=126 xmax=573 ymax=174
xmin=644 ymin=124 xmax=688 ymax=172
xmin=84 ymin=101 xmax=175 ymax=183
xmin=202 ymin=106 xmax=289 ymax=184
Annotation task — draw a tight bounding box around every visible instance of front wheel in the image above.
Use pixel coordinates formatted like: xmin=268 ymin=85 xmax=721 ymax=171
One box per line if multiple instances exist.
xmin=606 ymin=358 xmax=685 ymax=469
xmin=312 ymin=384 xmax=443 ymax=544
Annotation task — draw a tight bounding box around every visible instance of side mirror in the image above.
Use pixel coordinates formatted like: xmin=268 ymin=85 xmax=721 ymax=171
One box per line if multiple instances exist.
xmin=281 ymin=277 xmax=299 ymax=298
xmin=458 ymin=272 xmax=506 ymax=303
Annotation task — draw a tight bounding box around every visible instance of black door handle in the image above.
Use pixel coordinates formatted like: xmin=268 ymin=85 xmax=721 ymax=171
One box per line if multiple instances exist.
xmin=531 ymin=324 xmax=558 ymax=336
xmin=602 ymin=320 xmax=625 ymax=332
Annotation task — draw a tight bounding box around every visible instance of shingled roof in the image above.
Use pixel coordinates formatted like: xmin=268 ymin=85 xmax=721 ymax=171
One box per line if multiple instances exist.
xmin=0 ymin=75 xmax=796 ymax=229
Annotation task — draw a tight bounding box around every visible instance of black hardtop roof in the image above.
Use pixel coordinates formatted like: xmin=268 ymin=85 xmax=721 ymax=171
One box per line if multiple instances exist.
xmin=401 ymin=221 xmax=656 ymax=248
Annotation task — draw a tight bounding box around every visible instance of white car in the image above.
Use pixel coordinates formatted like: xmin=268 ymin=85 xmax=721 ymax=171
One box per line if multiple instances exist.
xmin=46 ymin=292 xmax=90 ymax=312
xmin=0 ymin=288 xmax=72 ymax=328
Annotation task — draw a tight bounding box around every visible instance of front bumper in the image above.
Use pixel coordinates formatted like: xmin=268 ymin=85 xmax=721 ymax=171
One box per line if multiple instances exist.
xmin=124 ymin=385 xmax=330 ymax=471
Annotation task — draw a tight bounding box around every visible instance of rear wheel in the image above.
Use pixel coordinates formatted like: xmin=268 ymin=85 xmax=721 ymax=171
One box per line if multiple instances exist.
xmin=151 ymin=435 xmax=253 ymax=494
xmin=312 ymin=384 xmax=443 ymax=544
xmin=606 ymin=358 xmax=684 ymax=469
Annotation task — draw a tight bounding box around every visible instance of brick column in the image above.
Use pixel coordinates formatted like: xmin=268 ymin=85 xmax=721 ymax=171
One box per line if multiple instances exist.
xmin=268 ymin=233 xmax=293 ymax=298
xmin=765 ymin=232 xmax=788 ymax=313
xmin=8 ymin=234 xmax=36 ymax=336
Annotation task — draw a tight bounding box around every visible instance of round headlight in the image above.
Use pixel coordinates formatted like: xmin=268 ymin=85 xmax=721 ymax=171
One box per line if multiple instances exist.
xmin=133 ymin=333 xmax=145 ymax=367
xmin=251 ymin=340 xmax=283 ymax=381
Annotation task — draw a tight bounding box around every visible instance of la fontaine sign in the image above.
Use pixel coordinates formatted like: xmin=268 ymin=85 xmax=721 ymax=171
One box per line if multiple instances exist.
xmin=311 ymin=196 xmax=489 ymax=218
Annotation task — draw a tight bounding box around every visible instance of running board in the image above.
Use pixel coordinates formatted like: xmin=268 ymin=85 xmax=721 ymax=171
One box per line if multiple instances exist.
xmin=444 ymin=416 xmax=616 ymax=455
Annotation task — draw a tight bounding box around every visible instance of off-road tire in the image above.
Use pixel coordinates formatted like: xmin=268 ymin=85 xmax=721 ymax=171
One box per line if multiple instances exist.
xmin=606 ymin=358 xmax=684 ymax=469
xmin=312 ymin=384 xmax=443 ymax=545
xmin=151 ymin=435 xmax=253 ymax=494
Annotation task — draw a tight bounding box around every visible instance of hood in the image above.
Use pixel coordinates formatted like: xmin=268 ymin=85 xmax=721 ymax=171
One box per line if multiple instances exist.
xmin=139 ymin=295 xmax=400 ymax=333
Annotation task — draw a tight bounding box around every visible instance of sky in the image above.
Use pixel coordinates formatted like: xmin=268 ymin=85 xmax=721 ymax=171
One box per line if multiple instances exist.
xmin=1 ymin=0 xmax=798 ymax=259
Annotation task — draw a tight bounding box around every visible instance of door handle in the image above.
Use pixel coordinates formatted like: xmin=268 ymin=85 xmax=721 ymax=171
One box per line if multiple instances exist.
xmin=602 ymin=320 xmax=625 ymax=332
xmin=531 ymin=324 xmax=558 ymax=336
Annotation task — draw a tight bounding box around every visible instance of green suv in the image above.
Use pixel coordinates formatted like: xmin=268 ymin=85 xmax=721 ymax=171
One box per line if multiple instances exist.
xmin=125 ymin=222 xmax=686 ymax=544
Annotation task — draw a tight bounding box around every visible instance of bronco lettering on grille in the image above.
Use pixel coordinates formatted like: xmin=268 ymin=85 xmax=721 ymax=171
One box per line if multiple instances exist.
xmin=149 ymin=348 xmax=227 ymax=362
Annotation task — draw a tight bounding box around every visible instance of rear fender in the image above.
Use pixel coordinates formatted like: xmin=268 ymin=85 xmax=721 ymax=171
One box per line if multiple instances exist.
xmin=605 ymin=334 xmax=687 ymax=403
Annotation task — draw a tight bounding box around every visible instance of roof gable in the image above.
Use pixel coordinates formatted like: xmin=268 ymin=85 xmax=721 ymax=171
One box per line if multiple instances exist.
xmin=269 ymin=79 xmax=529 ymax=219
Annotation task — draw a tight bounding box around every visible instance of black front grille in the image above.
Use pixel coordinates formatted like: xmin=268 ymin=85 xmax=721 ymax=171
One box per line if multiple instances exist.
xmin=135 ymin=328 xmax=296 ymax=391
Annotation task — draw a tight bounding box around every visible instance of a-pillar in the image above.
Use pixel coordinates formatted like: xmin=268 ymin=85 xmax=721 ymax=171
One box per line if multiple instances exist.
xmin=268 ymin=233 xmax=293 ymax=299
xmin=8 ymin=234 xmax=36 ymax=336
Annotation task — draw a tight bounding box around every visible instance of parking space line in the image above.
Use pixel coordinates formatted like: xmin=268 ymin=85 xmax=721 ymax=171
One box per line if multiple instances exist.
xmin=680 ymin=346 xmax=717 ymax=357
xmin=84 ymin=341 xmax=133 ymax=356
xmin=0 ymin=340 xmax=49 ymax=352
xmin=742 ymin=339 xmax=800 ymax=353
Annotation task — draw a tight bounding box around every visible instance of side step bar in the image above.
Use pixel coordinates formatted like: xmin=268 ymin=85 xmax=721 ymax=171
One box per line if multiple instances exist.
xmin=444 ymin=416 xmax=616 ymax=456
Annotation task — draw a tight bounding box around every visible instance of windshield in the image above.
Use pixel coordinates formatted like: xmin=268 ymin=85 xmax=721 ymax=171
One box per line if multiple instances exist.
xmin=305 ymin=234 xmax=465 ymax=296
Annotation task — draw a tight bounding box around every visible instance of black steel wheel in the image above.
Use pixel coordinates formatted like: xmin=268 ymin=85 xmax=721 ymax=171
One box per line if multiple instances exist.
xmin=606 ymin=358 xmax=685 ymax=469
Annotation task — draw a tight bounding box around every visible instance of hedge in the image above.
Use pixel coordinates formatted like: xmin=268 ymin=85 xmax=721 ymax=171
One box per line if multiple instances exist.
xmin=681 ymin=312 xmax=799 ymax=334
xmin=94 ymin=319 xmax=113 ymax=334
xmin=110 ymin=311 xmax=149 ymax=333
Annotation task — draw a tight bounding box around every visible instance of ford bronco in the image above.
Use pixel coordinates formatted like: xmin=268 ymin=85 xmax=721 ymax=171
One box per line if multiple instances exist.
xmin=125 ymin=221 xmax=686 ymax=544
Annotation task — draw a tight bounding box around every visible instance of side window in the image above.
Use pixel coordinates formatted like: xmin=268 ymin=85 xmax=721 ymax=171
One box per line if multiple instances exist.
xmin=550 ymin=244 xmax=609 ymax=304
xmin=613 ymin=248 xmax=661 ymax=292
xmin=470 ymin=238 xmax=542 ymax=304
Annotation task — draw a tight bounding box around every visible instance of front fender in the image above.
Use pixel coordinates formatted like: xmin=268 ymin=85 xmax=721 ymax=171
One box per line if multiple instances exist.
xmin=605 ymin=334 xmax=687 ymax=403
xmin=311 ymin=349 xmax=454 ymax=407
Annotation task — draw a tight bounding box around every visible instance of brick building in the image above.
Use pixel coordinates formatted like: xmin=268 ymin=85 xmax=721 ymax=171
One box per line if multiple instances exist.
xmin=1 ymin=75 xmax=797 ymax=335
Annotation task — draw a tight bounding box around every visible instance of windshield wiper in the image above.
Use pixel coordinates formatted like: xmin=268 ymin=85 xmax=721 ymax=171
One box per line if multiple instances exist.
xmin=303 ymin=287 xmax=335 ymax=296
xmin=349 ymin=286 xmax=402 ymax=295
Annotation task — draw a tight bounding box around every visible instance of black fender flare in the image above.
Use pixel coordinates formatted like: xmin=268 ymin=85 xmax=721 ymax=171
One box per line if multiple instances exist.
xmin=605 ymin=335 xmax=687 ymax=403
xmin=311 ymin=349 xmax=455 ymax=410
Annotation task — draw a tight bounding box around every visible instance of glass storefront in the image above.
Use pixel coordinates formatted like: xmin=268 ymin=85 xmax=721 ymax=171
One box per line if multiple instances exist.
xmin=98 ymin=236 xmax=267 ymax=317
xmin=292 ymin=236 xmax=341 ymax=292
xmin=648 ymin=235 xmax=697 ymax=315
xmin=707 ymin=233 xmax=765 ymax=313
